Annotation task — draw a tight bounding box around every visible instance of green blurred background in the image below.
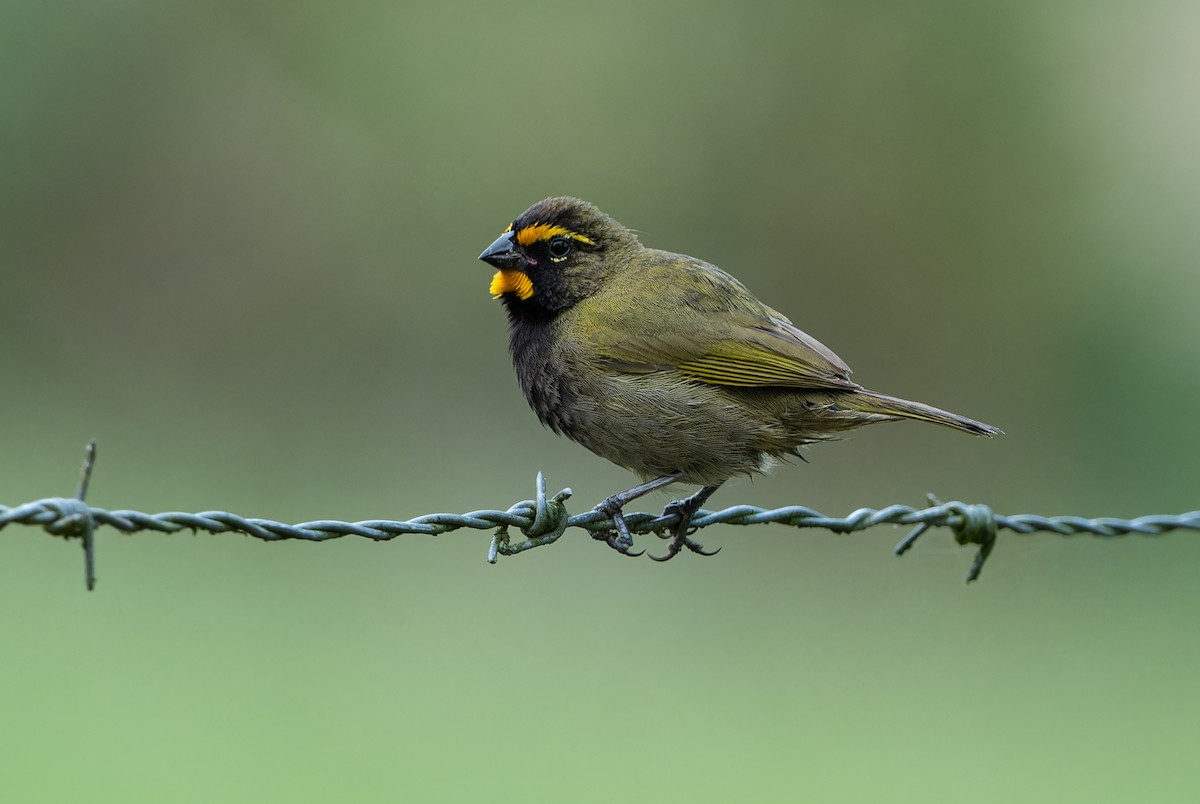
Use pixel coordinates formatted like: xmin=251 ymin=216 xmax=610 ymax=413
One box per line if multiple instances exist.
xmin=3 ymin=1 xmax=1199 ymax=801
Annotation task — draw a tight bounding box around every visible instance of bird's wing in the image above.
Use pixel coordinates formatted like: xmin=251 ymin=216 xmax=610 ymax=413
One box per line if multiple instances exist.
xmin=579 ymin=259 xmax=858 ymax=392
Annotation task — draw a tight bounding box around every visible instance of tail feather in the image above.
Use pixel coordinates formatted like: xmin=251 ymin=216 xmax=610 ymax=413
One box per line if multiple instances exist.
xmin=850 ymin=391 xmax=1002 ymax=436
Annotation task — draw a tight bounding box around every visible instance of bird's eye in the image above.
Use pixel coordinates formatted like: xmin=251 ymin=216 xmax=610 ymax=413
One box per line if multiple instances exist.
xmin=547 ymin=237 xmax=573 ymax=260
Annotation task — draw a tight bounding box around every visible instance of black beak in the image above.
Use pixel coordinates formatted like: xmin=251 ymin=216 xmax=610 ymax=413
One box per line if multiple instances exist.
xmin=479 ymin=233 xmax=528 ymax=270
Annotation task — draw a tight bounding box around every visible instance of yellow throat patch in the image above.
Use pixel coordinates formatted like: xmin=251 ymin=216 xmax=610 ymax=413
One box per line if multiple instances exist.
xmin=490 ymin=269 xmax=534 ymax=300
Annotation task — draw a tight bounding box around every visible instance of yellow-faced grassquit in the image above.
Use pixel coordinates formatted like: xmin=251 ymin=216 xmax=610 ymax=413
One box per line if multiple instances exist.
xmin=479 ymin=197 xmax=1000 ymax=560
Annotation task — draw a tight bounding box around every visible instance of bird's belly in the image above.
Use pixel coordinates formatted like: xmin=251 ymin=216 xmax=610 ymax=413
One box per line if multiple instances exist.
xmin=559 ymin=372 xmax=785 ymax=485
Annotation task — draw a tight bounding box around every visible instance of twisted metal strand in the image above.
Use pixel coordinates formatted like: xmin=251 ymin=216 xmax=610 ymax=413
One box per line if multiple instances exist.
xmin=3 ymin=447 xmax=1197 ymax=589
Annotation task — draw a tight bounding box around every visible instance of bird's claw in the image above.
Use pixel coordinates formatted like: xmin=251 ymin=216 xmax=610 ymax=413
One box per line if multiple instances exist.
xmin=592 ymin=506 xmax=644 ymax=557
xmin=649 ymin=499 xmax=721 ymax=561
xmin=592 ymin=486 xmax=721 ymax=561
xmin=649 ymin=532 xmax=720 ymax=562
xmin=604 ymin=534 xmax=645 ymax=557
xmin=592 ymin=529 xmax=645 ymax=557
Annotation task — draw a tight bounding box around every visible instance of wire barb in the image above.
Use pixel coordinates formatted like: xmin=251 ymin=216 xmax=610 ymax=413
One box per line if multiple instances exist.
xmin=47 ymin=440 xmax=101 ymax=590
xmin=894 ymin=495 xmax=999 ymax=583
xmin=2 ymin=443 xmax=1198 ymax=588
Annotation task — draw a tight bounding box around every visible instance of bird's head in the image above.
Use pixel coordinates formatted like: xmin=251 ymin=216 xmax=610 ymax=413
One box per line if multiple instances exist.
xmin=478 ymin=197 xmax=639 ymax=314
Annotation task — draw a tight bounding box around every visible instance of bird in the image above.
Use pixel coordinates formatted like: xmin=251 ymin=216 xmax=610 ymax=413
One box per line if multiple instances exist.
xmin=478 ymin=196 xmax=1000 ymax=560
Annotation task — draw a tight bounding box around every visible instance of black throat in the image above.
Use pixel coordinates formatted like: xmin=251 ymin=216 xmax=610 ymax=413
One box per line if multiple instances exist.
xmin=503 ymin=304 xmax=578 ymax=436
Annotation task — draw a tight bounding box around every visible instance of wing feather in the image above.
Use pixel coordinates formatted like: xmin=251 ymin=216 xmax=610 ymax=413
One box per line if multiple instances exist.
xmin=576 ymin=256 xmax=858 ymax=392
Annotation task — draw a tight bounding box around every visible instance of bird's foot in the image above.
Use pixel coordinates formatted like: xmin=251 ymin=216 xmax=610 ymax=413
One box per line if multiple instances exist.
xmin=591 ymin=499 xmax=644 ymax=558
xmin=650 ymin=494 xmax=721 ymax=562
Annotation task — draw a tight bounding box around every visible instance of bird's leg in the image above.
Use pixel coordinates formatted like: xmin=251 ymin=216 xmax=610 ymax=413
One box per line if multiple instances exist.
xmin=650 ymin=484 xmax=723 ymax=562
xmin=593 ymin=474 xmax=683 ymax=557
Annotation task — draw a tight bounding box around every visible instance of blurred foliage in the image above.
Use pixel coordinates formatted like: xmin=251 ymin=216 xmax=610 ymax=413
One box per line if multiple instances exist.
xmin=2 ymin=2 xmax=1199 ymax=802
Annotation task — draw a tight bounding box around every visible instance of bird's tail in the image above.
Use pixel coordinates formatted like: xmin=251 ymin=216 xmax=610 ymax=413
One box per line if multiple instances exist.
xmin=849 ymin=391 xmax=1002 ymax=436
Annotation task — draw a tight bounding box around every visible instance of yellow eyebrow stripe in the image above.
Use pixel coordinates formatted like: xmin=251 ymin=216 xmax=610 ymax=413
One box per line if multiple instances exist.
xmin=514 ymin=223 xmax=595 ymax=248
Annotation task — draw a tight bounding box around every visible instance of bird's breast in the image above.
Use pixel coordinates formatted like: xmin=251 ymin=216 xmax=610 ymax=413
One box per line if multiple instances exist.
xmin=507 ymin=313 xmax=582 ymax=436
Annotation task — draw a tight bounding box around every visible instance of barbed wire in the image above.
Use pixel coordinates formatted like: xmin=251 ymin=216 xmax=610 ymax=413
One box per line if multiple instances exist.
xmin=2 ymin=442 xmax=1197 ymax=590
